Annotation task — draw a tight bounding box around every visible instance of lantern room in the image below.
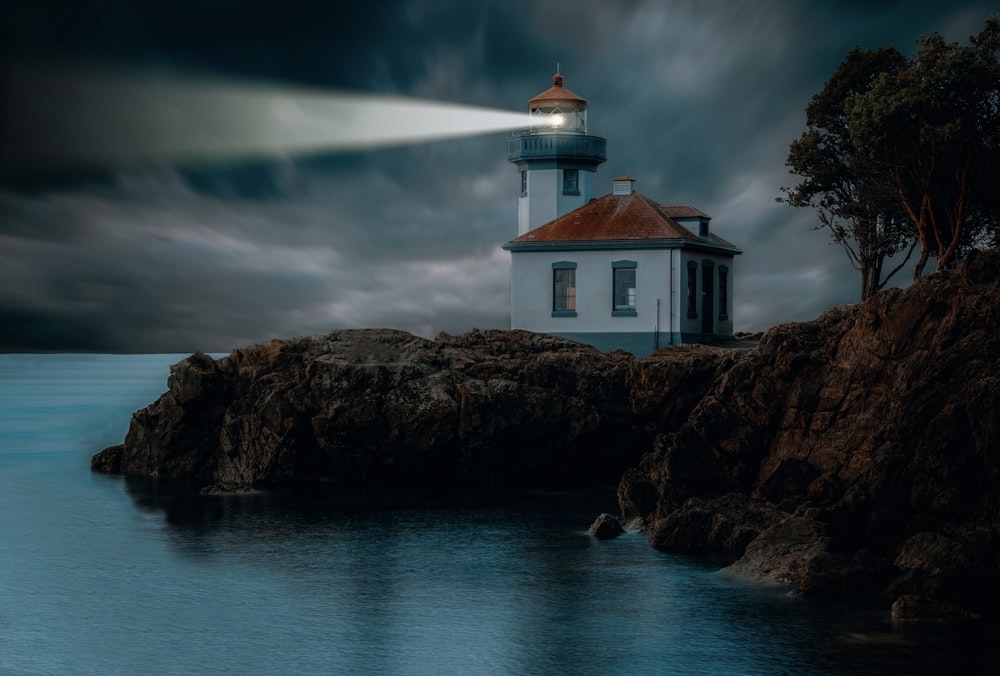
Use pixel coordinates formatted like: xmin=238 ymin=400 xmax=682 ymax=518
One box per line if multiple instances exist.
xmin=528 ymin=72 xmax=588 ymax=132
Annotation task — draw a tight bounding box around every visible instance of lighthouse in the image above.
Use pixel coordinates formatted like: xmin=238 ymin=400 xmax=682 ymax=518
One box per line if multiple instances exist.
xmin=502 ymin=71 xmax=742 ymax=355
xmin=506 ymin=72 xmax=607 ymax=235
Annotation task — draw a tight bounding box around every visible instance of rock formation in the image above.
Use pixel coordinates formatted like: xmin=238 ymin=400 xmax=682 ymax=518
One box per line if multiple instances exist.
xmin=93 ymin=329 xmax=653 ymax=492
xmin=618 ymin=249 xmax=1000 ymax=618
xmin=93 ymin=249 xmax=1000 ymax=619
xmin=587 ymin=513 xmax=625 ymax=539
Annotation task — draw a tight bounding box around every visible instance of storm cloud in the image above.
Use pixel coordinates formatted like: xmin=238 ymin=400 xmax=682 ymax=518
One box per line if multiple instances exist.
xmin=1 ymin=0 xmax=994 ymax=352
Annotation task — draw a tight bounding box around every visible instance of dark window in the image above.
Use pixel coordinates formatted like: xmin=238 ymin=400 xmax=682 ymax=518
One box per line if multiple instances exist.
xmin=613 ymin=268 xmax=636 ymax=311
xmin=553 ymin=268 xmax=576 ymax=311
xmin=687 ymin=262 xmax=698 ymax=317
xmin=562 ymin=169 xmax=579 ymax=195
xmin=520 ymin=170 xmax=527 ymax=196
xmin=719 ymin=266 xmax=729 ymax=320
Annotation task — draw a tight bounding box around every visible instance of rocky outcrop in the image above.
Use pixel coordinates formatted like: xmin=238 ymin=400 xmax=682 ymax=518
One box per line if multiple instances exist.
xmin=93 ymin=249 xmax=1000 ymax=619
xmin=93 ymin=330 xmax=640 ymax=491
xmin=93 ymin=328 xmax=737 ymax=495
xmin=92 ymin=327 xmax=737 ymax=494
xmin=618 ymin=249 xmax=1000 ymax=618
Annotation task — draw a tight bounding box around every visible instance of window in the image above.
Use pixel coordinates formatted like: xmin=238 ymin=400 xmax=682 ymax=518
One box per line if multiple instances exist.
xmin=520 ymin=170 xmax=527 ymax=196
xmin=687 ymin=261 xmax=698 ymax=318
xmin=719 ymin=266 xmax=729 ymax=320
xmin=562 ymin=169 xmax=579 ymax=195
xmin=552 ymin=262 xmax=577 ymax=316
xmin=612 ymin=260 xmax=637 ymax=316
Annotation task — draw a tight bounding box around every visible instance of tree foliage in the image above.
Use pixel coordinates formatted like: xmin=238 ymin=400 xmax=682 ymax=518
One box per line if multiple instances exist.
xmin=781 ymin=47 xmax=913 ymax=301
xmin=783 ymin=17 xmax=1000 ymax=296
xmin=846 ymin=17 xmax=1000 ymax=277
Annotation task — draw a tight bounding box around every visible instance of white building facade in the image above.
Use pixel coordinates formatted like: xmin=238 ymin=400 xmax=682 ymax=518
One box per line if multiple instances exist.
xmin=502 ymin=75 xmax=741 ymax=357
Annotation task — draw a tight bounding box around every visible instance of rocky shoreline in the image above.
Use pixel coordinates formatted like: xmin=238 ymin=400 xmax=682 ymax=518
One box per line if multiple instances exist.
xmin=93 ymin=249 xmax=1000 ymax=620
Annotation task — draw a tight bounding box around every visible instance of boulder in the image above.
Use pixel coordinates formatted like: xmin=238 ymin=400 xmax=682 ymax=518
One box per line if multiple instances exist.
xmin=647 ymin=493 xmax=784 ymax=555
xmin=587 ymin=513 xmax=625 ymax=539
xmin=891 ymin=594 xmax=980 ymax=622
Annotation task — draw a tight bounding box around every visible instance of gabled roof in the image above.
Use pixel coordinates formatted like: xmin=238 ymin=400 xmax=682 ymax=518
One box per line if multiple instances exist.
xmin=661 ymin=205 xmax=711 ymax=220
xmin=504 ymin=190 xmax=740 ymax=252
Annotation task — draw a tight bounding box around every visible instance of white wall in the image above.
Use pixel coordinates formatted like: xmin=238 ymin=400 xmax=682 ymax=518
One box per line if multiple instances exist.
xmin=511 ymin=247 xmax=735 ymax=342
xmin=517 ymin=167 xmax=598 ymax=235
xmin=510 ymin=249 xmax=674 ymax=334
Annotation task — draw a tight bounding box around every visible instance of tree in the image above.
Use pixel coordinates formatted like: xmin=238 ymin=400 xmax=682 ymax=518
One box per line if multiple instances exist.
xmin=845 ymin=17 xmax=1000 ymax=277
xmin=780 ymin=47 xmax=915 ymax=301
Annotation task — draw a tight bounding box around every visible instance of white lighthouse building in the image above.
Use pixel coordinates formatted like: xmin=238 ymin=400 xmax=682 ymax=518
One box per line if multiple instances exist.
xmin=501 ymin=73 xmax=742 ymax=357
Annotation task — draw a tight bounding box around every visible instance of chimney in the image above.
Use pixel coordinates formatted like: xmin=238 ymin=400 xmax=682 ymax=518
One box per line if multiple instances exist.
xmin=612 ymin=175 xmax=636 ymax=195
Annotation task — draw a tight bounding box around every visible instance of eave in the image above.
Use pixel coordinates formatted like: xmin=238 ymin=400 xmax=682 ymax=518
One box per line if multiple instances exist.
xmin=501 ymin=238 xmax=743 ymax=255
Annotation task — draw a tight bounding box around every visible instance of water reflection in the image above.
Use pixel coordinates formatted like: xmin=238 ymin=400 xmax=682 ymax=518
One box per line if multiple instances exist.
xmin=118 ymin=478 xmax=997 ymax=675
xmin=5 ymin=353 xmax=994 ymax=674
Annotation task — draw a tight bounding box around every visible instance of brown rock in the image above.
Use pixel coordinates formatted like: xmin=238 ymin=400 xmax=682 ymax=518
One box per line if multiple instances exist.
xmin=587 ymin=513 xmax=625 ymax=539
xmin=891 ymin=594 xmax=979 ymax=622
xmin=93 ymin=329 xmax=647 ymax=492
xmin=619 ymin=250 xmax=1000 ymax=615
xmin=91 ymin=443 xmax=124 ymax=474
xmin=647 ymin=493 xmax=784 ymax=555
xmin=91 ymin=250 xmax=1000 ymax=618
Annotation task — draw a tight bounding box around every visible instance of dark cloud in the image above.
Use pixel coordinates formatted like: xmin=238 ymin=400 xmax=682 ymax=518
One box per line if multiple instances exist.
xmin=0 ymin=0 xmax=995 ymax=352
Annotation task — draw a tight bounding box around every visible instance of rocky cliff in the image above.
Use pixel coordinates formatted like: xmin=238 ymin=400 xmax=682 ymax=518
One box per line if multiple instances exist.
xmin=93 ymin=249 xmax=1000 ymax=618
xmin=93 ymin=329 xmax=727 ymax=493
xmin=618 ymin=249 xmax=1000 ymax=619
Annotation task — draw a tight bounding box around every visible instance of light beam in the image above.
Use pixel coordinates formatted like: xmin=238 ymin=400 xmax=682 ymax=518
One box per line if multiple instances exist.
xmin=1 ymin=64 xmax=530 ymax=171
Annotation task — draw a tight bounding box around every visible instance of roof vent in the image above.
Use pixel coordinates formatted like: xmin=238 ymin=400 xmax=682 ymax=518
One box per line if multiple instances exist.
xmin=613 ymin=175 xmax=636 ymax=195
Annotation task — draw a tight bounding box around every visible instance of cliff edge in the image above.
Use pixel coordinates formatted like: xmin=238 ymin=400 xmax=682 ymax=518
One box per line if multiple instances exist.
xmin=93 ymin=249 xmax=1000 ymax=618
xmin=618 ymin=249 xmax=1000 ymax=619
xmin=92 ymin=329 xmax=735 ymax=493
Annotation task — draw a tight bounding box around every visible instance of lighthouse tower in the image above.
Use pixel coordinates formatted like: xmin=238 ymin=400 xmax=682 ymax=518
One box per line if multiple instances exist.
xmin=506 ymin=72 xmax=607 ymax=236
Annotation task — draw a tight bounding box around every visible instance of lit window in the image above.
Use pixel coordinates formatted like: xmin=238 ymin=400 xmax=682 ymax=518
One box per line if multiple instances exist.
xmin=552 ymin=262 xmax=577 ymax=315
xmin=563 ymin=169 xmax=579 ymax=195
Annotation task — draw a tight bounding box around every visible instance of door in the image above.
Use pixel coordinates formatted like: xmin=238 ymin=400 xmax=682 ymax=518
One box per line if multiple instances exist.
xmin=701 ymin=264 xmax=714 ymax=335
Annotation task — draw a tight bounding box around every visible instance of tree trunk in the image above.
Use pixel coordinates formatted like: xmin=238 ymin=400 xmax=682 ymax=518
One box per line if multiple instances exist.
xmin=860 ymin=260 xmax=874 ymax=301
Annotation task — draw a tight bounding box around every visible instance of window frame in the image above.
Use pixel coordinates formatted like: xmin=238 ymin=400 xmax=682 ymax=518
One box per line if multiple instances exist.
xmin=562 ymin=169 xmax=580 ymax=196
xmin=686 ymin=261 xmax=698 ymax=318
xmin=551 ymin=261 xmax=577 ymax=317
xmin=612 ymin=260 xmax=637 ymax=317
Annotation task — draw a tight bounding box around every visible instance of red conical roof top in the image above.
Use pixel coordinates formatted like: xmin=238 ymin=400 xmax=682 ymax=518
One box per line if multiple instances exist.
xmin=529 ymin=72 xmax=587 ymax=109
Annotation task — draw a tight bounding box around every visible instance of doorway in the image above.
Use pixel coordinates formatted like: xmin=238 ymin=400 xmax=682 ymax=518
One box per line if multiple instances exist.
xmin=701 ymin=261 xmax=714 ymax=335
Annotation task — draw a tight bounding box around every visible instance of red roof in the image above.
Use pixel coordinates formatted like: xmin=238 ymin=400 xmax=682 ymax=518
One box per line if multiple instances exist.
xmin=529 ymin=73 xmax=588 ymax=109
xmin=507 ymin=190 xmax=737 ymax=248
xmin=661 ymin=205 xmax=711 ymax=220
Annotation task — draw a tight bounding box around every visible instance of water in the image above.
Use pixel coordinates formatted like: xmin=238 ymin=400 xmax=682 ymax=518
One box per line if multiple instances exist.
xmin=0 ymin=354 xmax=994 ymax=675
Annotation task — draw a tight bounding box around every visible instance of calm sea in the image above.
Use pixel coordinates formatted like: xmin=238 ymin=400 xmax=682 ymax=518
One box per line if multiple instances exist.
xmin=0 ymin=353 xmax=994 ymax=675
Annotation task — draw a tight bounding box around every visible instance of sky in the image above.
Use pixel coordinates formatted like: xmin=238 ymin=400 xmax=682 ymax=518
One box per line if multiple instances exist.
xmin=1 ymin=0 xmax=995 ymax=353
